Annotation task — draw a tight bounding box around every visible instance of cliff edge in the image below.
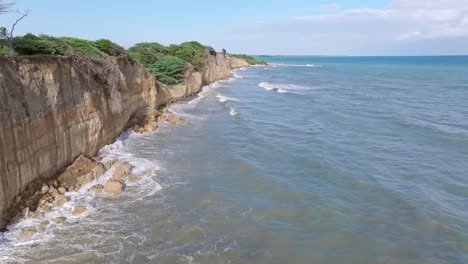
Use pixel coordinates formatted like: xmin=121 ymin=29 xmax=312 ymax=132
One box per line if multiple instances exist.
xmin=0 ymin=52 xmax=249 ymax=228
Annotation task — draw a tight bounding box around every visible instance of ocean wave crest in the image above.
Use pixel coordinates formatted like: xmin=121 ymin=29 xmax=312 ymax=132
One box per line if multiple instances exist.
xmin=258 ymin=82 xmax=311 ymax=93
xmin=216 ymin=94 xmax=240 ymax=103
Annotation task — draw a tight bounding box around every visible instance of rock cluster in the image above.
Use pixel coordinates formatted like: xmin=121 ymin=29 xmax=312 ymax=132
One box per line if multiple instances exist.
xmin=131 ymin=107 xmax=186 ymax=133
xmin=6 ymin=155 xmax=140 ymax=239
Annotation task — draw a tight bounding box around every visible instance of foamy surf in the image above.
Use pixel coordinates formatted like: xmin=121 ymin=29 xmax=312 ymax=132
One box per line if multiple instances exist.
xmin=258 ymin=82 xmax=311 ymax=94
xmin=216 ymin=94 xmax=240 ymax=103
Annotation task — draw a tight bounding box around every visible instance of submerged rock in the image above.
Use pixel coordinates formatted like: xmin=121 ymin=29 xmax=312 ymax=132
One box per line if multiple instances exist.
xmin=21 ymin=229 xmax=37 ymax=239
xmin=55 ymin=195 xmax=68 ymax=208
xmin=128 ymin=175 xmax=142 ymax=183
xmin=165 ymin=113 xmax=185 ymax=125
xmin=36 ymin=220 xmax=49 ymax=233
xmin=104 ymin=180 xmax=124 ymax=193
xmin=54 ymin=217 xmax=66 ymax=224
xmin=111 ymin=162 xmax=132 ymax=181
xmin=88 ymin=184 xmax=104 ymax=193
xmin=71 ymin=205 xmax=87 ymax=215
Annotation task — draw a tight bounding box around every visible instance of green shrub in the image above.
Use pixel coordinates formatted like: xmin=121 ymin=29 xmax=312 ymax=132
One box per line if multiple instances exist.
xmin=167 ymin=41 xmax=208 ymax=70
xmin=128 ymin=42 xmax=168 ymax=65
xmin=94 ymin=39 xmax=127 ymax=57
xmin=147 ymin=55 xmax=186 ymax=84
xmin=12 ymin=34 xmax=72 ymax=56
xmin=60 ymin=37 xmax=105 ymax=61
xmin=230 ymin=54 xmax=267 ymax=65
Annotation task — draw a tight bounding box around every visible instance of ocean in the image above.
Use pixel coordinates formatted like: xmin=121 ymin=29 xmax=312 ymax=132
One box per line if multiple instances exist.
xmin=1 ymin=56 xmax=468 ymax=263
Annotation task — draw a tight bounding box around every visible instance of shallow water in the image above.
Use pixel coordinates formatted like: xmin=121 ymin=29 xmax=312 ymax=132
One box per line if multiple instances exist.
xmin=1 ymin=56 xmax=468 ymax=263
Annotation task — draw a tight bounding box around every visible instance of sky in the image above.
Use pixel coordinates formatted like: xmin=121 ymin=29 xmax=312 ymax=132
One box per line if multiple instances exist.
xmin=1 ymin=0 xmax=468 ymax=55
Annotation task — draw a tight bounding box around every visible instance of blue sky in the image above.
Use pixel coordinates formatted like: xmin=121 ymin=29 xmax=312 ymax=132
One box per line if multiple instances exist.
xmin=1 ymin=0 xmax=467 ymax=55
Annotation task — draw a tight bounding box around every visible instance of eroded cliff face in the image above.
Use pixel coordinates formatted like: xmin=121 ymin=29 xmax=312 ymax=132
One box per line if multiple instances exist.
xmin=229 ymin=57 xmax=250 ymax=69
xmin=0 ymin=52 xmax=243 ymax=227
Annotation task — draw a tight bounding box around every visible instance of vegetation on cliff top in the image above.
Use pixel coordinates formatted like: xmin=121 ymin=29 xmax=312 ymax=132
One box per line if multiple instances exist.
xmin=1 ymin=33 xmax=127 ymax=62
xmin=128 ymin=41 xmax=216 ymax=84
xmin=230 ymin=54 xmax=267 ymax=65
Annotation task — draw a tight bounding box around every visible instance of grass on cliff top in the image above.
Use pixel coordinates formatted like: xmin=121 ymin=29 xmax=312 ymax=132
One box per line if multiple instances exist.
xmin=1 ymin=34 xmax=127 ymax=62
xmin=230 ymin=54 xmax=267 ymax=65
xmin=128 ymin=41 xmax=216 ymax=84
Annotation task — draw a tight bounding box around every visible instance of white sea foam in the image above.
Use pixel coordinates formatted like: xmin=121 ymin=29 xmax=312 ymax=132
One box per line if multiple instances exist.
xmin=216 ymin=94 xmax=240 ymax=103
xmin=229 ymin=108 xmax=238 ymax=116
xmin=258 ymin=82 xmax=311 ymax=94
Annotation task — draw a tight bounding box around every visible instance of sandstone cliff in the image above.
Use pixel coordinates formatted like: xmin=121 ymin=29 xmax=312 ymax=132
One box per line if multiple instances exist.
xmin=0 ymin=52 xmax=246 ymax=227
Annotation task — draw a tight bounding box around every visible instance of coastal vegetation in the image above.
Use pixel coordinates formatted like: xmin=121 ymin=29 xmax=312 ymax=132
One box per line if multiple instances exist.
xmin=128 ymin=41 xmax=216 ymax=84
xmin=230 ymin=54 xmax=267 ymax=65
xmin=0 ymin=33 xmax=258 ymax=85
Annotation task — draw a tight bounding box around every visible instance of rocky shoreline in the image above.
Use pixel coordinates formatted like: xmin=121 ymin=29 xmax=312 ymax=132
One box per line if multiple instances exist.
xmin=0 ymin=57 xmax=251 ymax=239
xmin=3 ymin=108 xmax=188 ymax=239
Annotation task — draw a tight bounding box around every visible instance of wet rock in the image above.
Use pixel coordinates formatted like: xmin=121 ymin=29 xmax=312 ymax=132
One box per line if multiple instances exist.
xmin=111 ymin=162 xmax=132 ymax=180
xmin=73 ymin=184 xmax=82 ymax=192
xmin=10 ymin=215 xmax=22 ymax=225
xmin=36 ymin=220 xmax=49 ymax=233
xmin=165 ymin=113 xmax=185 ymax=125
xmin=104 ymin=180 xmax=124 ymax=193
xmin=21 ymin=230 xmax=37 ymax=239
xmin=57 ymin=155 xmax=105 ymax=187
xmin=22 ymin=207 xmax=30 ymax=218
xmin=54 ymin=217 xmax=66 ymax=224
xmin=38 ymin=204 xmax=52 ymax=213
xmin=71 ymin=205 xmax=87 ymax=215
xmin=132 ymin=107 xmax=160 ymax=133
xmin=103 ymin=160 xmax=115 ymax=170
xmin=88 ymin=184 xmax=104 ymax=193
xmin=128 ymin=175 xmax=142 ymax=183
xmin=41 ymin=184 xmax=49 ymax=194
xmin=58 ymin=187 xmax=66 ymax=194
xmin=55 ymin=195 xmax=68 ymax=208
xmin=28 ymin=211 xmax=44 ymax=219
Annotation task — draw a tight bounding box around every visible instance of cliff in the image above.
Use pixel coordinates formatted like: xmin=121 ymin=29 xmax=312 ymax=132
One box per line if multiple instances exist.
xmin=0 ymin=52 xmax=246 ymax=228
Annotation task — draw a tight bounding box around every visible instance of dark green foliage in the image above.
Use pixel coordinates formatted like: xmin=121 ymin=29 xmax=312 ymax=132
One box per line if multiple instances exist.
xmin=11 ymin=34 xmax=72 ymax=56
xmin=94 ymin=39 xmax=127 ymax=57
xmin=128 ymin=41 xmax=216 ymax=84
xmin=7 ymin=34 xmax=127 ymax=60
xmin=167 ymin=41 xmax=209 ymax=70
xmin=146 ymin=55 xmax=186 ymax=85
xmin=60 ymin=37 xmax=105 ymax=61
xmin=230 ymin=54 xmax=267 ymax=65
xmin=128 ymin=42 xmax=168 ymax=65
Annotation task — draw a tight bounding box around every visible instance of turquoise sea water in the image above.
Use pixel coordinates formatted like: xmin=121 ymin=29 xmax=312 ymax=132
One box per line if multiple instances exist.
xmin=1 ymin=56 xmax=468 ymax=263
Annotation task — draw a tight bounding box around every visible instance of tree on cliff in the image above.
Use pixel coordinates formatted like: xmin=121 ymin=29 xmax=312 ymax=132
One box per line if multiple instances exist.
xmin=0 ymin=1 xmax=29 ymax=56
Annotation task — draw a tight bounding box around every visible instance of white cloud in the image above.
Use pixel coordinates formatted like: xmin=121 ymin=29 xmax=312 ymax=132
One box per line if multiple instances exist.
xmin=234 ymin=0 xmax=468 ymax=55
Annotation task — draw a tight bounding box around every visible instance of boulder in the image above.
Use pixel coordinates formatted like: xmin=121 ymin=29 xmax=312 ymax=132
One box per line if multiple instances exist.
xmin=55 ymin=195 xmax=68 ymax=208
xmin=111 ymin=162 xmax=132 ymax=181
xmin=132 ymin=107 xmax=160 ymax=133
xmin=54 ymin=217 xmax=66 ymax=224
xmin=21 ymin=230 xmax=37 ymax=239
xmin=103 ymin=160 xmax=115 ymax=170
xmin=58 ymin=187 xmax=66 ymax=194
xmin=165 ymin=113 xmax=185 ymax=125
xmin=57 ymin=155 xmax=105 ymax=188
xmin=71 ymin=205 xmax=87 ymax=215
xmin=41 ymin=184 xmax=49 ymax=194
xmin=104 ymin=180 xmax=124 ymax=193
xmin=88 ymin=184 xmax=104 ymax=193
